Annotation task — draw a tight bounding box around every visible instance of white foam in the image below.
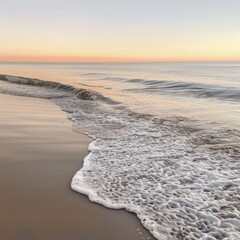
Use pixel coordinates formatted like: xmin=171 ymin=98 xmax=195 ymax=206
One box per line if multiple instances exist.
xmin=62 ymin=99 xmax=240 ymax=240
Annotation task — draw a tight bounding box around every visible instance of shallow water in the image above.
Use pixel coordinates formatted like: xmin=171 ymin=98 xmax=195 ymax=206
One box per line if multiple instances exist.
xmin=0 ymin=62 xmax=239 ymax=239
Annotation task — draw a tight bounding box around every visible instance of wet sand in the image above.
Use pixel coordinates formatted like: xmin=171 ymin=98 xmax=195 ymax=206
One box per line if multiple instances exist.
xmin=0 ymin=94 xmax=154 ymax=240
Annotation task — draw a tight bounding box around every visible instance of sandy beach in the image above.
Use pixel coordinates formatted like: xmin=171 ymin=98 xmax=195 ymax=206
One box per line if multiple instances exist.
xmin=0 ymin=94 xmax=154 ymax=240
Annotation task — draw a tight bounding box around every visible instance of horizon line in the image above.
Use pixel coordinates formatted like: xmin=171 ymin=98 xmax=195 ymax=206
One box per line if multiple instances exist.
xmin=1 ymin=60 xmax=240 ymax=64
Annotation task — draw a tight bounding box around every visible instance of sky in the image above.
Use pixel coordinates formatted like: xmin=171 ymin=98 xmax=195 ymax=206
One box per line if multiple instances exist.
xmin=0 ymin=0 xmax=240 ymax=62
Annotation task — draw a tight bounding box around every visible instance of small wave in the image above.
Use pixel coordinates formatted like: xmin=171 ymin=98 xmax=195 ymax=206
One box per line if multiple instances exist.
xmin=81 ymin=72 xmax=106 ymax=77
xmin=101 ymin=76 xmax=128 ymax=81
xmin=124 ymin=78 xmax=240 ymax=102
xmin=0 ymin=74 xmax=120 ymax=104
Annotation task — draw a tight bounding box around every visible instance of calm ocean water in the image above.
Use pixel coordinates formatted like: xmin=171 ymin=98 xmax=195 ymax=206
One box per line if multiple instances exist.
xmin=0 ymin=62 xmax=240 ymax=239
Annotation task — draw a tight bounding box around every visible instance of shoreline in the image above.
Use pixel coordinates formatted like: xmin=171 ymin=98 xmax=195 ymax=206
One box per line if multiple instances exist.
xmin=0 ymin=94 xmax=154 ymax=240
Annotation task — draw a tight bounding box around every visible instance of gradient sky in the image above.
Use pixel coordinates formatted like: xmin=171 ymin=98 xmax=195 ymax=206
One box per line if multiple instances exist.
xmin=1 ymin=0 xmax=240 ymax=62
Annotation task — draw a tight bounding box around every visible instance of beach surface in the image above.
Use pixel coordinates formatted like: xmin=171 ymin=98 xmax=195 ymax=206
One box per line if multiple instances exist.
xmin=0 ymin=94 xmax=154 ymax=240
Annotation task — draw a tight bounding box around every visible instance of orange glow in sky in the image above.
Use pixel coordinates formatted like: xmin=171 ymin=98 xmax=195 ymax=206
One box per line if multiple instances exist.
xmin=0 ymin=0 xmax=240 ymax=62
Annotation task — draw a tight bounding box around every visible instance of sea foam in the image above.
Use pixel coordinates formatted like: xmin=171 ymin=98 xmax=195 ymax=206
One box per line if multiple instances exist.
xmin=67 ymin=103 xmax=240 ymax=240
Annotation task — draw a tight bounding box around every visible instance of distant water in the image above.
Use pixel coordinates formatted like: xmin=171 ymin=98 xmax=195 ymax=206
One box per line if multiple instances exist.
xmin=0 ymin=62 xmax=240 ymax=240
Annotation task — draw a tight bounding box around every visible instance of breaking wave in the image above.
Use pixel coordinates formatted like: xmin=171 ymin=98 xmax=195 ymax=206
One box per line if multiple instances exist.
xmin=0 ymin=74 xmax=117 ymax=102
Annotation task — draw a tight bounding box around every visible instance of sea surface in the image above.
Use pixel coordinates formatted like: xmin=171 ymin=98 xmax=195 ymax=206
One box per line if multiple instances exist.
xmin=0 ymin=62 xmax=240 ymax=239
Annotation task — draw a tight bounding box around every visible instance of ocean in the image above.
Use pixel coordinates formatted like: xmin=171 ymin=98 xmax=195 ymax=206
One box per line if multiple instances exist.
xmin=0 ymin=62 xmax=239 ymax=239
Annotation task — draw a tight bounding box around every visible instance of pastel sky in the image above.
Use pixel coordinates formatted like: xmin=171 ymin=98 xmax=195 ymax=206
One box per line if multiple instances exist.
xmin=0 ymin=0 xmax=240 ymax=62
